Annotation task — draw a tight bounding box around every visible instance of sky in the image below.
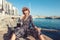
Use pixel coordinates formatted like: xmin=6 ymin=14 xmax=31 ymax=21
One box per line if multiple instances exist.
xmin=7 ymin=0 xmax=60 ymax=16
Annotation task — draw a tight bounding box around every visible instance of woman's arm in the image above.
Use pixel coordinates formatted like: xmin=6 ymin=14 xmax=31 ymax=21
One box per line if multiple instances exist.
xmin=30 ymin=15 xmax=36 ymax=28
xmin=36 ymin=28 xmax=45 ymax=40
xmin=30 ymin=15 xmax=39 ymax=30
xmin=30 ymin=15 xmax=45 ymax=40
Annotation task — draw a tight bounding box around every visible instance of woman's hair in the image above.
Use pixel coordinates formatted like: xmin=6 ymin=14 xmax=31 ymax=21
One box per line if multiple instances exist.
xmin=22 ymin=7 xmax=30 ymax=14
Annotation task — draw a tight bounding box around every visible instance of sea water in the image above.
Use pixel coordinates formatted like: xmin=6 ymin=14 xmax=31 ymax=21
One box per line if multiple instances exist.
xmin=33 ymin=18 xmax=60 ymax=30
xmin=33 ymin=18 xmax=60 ymax=40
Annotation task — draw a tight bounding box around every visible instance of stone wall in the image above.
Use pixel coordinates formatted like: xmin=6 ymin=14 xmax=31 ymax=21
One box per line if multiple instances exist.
xmin=0 ymin=15 xmax=20 ymax=40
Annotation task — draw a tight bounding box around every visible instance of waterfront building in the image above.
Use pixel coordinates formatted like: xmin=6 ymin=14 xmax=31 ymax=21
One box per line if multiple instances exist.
xmin=0 ymin=0 xmax=18 ymax=15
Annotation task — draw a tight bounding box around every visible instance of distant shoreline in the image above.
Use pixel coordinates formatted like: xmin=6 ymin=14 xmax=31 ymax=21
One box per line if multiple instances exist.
xmin=33 ymin=18 xmax=60 ymax=19
xmin=32 ymin=16 xmax=60 ymax=19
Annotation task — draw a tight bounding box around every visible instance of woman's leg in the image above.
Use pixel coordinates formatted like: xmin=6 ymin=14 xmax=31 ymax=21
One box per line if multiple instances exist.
xmin=38 ymin=34 xmax=45 ymax=40
xmin=10 ymin=33 xmax=16 ymax=40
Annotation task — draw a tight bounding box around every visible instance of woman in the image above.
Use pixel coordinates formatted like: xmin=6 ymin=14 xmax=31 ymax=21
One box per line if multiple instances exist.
xmin=11 ymin=7 xmax=45 ymax=40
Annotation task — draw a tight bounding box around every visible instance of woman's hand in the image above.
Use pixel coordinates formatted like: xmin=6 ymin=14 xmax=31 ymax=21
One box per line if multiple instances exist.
xmin=35 ymin=26 xmax=41 ymax=35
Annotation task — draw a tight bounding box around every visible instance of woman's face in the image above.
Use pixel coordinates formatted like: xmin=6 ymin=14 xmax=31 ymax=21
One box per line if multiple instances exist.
xmin=24 ymin=10 xmax=29 ymax=16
